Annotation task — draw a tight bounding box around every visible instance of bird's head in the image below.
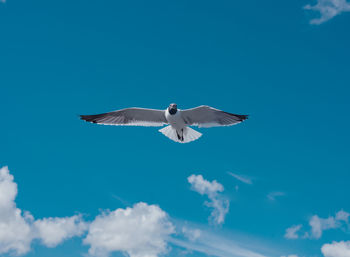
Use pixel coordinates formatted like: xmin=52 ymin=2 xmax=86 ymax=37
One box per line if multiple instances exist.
xmin=168 ymin=103 xmax=177 ymax=115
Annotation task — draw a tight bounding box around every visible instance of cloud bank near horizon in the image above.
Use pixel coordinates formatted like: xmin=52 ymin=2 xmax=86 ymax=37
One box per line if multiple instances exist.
xmin=4 ymin=165 xmax=348 ymax=257
xmin=0 ymin=166 xmax=273 ymax=257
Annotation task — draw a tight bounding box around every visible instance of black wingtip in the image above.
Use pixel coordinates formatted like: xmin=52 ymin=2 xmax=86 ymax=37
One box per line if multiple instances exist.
xmin=80 ymin=114 xmax=97 ymax=123
xmin=79 ymin=115 xmax=88 ymax=121
xmin=223 ymin=112 xmax=249 ymax=121
xmin=239 ymin=114 xmax=249 ymax=121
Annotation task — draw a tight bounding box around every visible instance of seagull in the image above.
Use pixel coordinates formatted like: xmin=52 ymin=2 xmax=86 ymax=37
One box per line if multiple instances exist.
xmin=80 ymin=104 xmax=248 ymax=143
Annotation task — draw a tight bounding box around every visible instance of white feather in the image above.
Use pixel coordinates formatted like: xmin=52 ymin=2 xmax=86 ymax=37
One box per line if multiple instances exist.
xmin=159 ymin=126 xmax=202 ymax=143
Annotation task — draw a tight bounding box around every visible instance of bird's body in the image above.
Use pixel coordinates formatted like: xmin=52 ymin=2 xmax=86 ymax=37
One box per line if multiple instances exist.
xmin=164 ymin=106 xmax=186 ymax=141
xmin=80 ymin=103 xmax=248 ymax=143
xmin=165 ymin=107 xmax=185 ymax=130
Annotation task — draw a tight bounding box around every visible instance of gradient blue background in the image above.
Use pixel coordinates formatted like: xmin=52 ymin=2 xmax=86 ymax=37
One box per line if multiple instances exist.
xmin=1 ymin=0 xmax=350 ymax=256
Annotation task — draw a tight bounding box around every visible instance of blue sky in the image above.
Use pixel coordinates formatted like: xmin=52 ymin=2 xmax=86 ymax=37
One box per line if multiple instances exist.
xmin=1 ymin=0 xmax=350 ymax=257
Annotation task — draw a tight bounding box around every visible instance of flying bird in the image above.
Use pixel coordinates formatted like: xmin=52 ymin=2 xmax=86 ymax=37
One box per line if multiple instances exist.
xmin=80 ymin=104 xmax=248 ymax=143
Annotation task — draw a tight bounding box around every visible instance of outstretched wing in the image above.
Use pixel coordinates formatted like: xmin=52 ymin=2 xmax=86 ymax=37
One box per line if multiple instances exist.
xmin=80 ymin=108 xmax=167 ymax=127
xmin=181 ymin=105 xmax=248 ymax=128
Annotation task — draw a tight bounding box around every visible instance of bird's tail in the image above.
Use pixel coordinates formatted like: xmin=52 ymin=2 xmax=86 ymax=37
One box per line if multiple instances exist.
xmin=159 ymin=126 xmax=202 ymax=143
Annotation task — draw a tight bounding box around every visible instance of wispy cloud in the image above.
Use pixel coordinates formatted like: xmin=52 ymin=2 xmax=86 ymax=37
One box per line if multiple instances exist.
xmin=182 ymin=227 xmax=201 ymax=242
xmin=227 ymin=172 xmax=253 ymax=185
xmin=267 ymin=191 xmax=285 ymax=201
xmin=171 ymin=238 xmax=267 ymax=257
xmin=188 ymin=174 xmax=229 ymax=225
xmin=285 ymin=210 xmax=350 ymax=240
xmin=111 ymin=194 xmax=130 ymax=206
xmin=171 ymin=226 xmax=273 ymax=257
xmin=336 ymin=209 xmax=350 ymax=223
xmin=304 ymin=0 xmax=350 ymax=24
xmin=284 ymin=224 xmax=302 ymax=239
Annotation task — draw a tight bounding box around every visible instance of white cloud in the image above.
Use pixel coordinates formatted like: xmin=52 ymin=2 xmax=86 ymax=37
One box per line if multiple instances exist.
xmin=308 ymin=210 xmax=349 ymax=239
xmin=0 ymin=167 xmax=34 ymax=255
xmin=34 ymin=216 xmax=87 ymax=247
xmin=285 ymin=210 xmax=350 ymax=240
xmin=267 ymin=192 xmax=285 ymax=201
xmin=188 ymin=174 xmax=229 ymax=225
xmin=188 ymin=174 xmax=224 ymax=195
xmin=0 ymin=166 xmax=175 ymax=257
xmin=322 ymin=241 xmax=350 ymax=257
xmin=309 ymin=215 xmax=338 ymax=239
xmin=284 ymin=224 xmax=302 ymax=239
xmin=227 ymin=172 xmax=252 ymax=185
xmin=304 ymin=0 xmax=350 ymax=24
xmin=0 ymin=166 xmax=280 ymax=257
xmin=0 ymin=166 xmax=87 ymax=255
xmin=83 ymin=202 xmax=175 ymax=257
